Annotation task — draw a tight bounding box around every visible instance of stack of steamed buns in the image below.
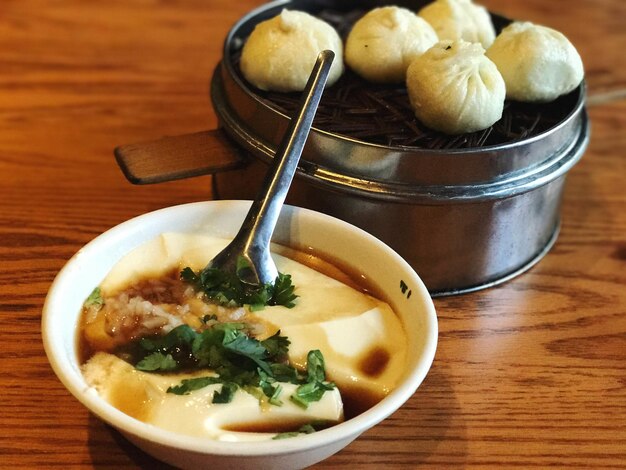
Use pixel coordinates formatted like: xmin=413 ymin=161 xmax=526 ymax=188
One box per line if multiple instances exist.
xmin=240 ymin=0 xmax=584 ymax=136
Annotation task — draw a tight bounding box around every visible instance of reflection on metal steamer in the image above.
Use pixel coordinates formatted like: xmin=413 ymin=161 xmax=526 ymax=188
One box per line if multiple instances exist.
xmin=210 ymin=0 xmax=590 ymax=296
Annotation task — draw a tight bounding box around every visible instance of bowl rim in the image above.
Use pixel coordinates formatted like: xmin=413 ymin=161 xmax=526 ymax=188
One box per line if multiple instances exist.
xmin=42 ymin=200 xmax=438 ymax=458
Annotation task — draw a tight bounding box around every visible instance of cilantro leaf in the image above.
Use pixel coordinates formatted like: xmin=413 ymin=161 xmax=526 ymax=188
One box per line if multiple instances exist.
xmin=267 ymin=383 xmax=283 ymax=406
xmin=84 ymin=287 xmax=104 ymax=308
xmin=136 ymin=352 xmax=178 ymax=371
xmin=306 ymin=349 xmax=327 ymax=383
xmin=261 ymin=331 xmax=290 ymax=359
xmin=192 ymin=328 xmax=227 ymax=368
xmin=290 ymin=350 xmax=335 ymax=409
xmin=222 ymin=328 xmax=271 ymax=374
xmin=272 ymin=431 xmax=300 ymax=440
xmin=180 ymin=258 xmax=298 ymax=309
xmin=290 ymin=381 xmax=336 ymax=409
xmin=167 ymin=376 xmax=221 ymax=395
xmin=270 ymin=363 xmax=300 ymax=383
xmin=180 ymin=267 xmax=199 ymax=284
xmin=272 ymin=423 xmax=317 ymax=440
xmin=139 ymin=324 xmax=196 ymax=352
xmin=128 ymin=321 xmax=335 ymax=409
xmin=270 ymin=273 xmax=298 ymax=308
xmin=163 ymin=324 xmax=197 ymax=351
xmin=258 ymin=368 xmax=284 ymax=406
xmin=213 ymin=383 xmax=238 ymax=403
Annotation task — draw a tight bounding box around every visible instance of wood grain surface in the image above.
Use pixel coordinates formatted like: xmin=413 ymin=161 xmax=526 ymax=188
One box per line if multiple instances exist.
xmin=1 ymin=0 xmax=625 ymax=468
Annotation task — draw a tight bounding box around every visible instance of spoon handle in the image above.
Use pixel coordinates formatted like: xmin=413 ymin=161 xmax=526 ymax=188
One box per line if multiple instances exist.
xmin=214 ymin=50 xmax=335 ymax=284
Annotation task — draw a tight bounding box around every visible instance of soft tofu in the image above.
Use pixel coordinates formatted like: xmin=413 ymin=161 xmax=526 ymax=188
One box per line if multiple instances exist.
xmin=276 ymin=306 xmax=406 ymax=398
xmin=87 ymin=232 xmax=407 ymax=438
xmin=83 ymin=352 xmax=343 ymax=441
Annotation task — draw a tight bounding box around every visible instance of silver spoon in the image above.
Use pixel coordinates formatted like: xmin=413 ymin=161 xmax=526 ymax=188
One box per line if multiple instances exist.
xmin=208 ymin=49 xmax=335 ymax=286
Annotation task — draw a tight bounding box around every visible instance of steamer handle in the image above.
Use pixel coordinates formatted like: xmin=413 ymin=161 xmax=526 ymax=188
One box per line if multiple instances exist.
xmin=114 ymin=128 xmax=245 ymax=185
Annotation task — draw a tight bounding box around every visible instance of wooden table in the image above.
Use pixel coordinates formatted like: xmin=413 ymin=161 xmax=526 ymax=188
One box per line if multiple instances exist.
xmin=1 ymin=0 xmax=624 ymax=468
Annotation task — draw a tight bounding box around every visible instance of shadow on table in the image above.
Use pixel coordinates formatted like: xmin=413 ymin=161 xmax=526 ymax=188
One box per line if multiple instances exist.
xmin=87 ymin=414 xmax=175 ymax=469
xmin=319 ymin=362 xmax=467 ymax=467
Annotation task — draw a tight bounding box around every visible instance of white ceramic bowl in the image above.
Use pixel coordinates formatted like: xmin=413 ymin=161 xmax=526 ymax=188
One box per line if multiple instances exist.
xmin=42 ymin=201 xmax=437 ymax=470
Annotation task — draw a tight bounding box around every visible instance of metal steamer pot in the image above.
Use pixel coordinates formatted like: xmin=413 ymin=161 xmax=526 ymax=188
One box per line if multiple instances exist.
xmin=103 ymin=0 xmax=588 ymax=297
xmin=209 ymin=0 xmax=589 ymax=296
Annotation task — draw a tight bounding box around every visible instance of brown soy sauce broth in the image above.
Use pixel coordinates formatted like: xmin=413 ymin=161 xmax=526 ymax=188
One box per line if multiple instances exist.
xmin=76 ymin=269 xmax=184 ymax=365
xmin=272 ymin=242 xmax=391 ymax=303
xmin=77 ymin=241 xmax=403 ymax=429
xmin=273 ymin=243 xmax=400 ymax=420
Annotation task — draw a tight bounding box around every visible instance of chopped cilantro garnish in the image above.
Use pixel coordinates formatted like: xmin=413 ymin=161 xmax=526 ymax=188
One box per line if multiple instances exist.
xmin=136 ymin=352 xmax=178 ymax=372
xmin=128 ymin=324 xmax=334 ymax=407
xmin=269 ymin=362 xmax=299 ymax=383
xmin=269 ymin=273 xmax=297 ymax=308
xmin=261 ymin=331 xmax=290 ymax=359
xmin=167 ymin=376 xmax=221 ymax=395
xmin=84 ymin=287 xmax=104 ymax=310
xmin=223 ymin=328 xmax=273 ymax=375
xmin=268 ymin=383 xmax=284 ymax=406
xmin=290 ymin=380 xmax=336 ymax=409
xmin=306 ymin=349 xmax=327 ymax=383
xmin=180 ymin=257 xmax=298 ymax=310
xmin=290 ymin=350 xmax=336 ymax=409
xmin=272 ymin=423 xmax=317 ymax=440
xmin=258 ymin=368 xmax=284 ymax=406
xmin=213 ymin=382 xmax=238 ymax=404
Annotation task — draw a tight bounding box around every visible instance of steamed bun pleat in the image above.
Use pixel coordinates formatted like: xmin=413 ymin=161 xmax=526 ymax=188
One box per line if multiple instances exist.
xmin=486 ymin=21 xmax=584 ymax=102
xmin=345 ymin=6 xmax=438 ymax=83
xmin=240 ymin=10 xmax=344 ymax=92
xmin=419 ymin=0 xmax=496 ymax=49
xmin=406 ymin=40 xmax=505 ymax=135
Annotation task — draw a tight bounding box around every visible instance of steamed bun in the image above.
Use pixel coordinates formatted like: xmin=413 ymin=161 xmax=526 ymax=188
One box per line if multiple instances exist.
xmin=419 ymin=0 xmax=495 ymax=49
xmin=345 ymin=6 xmax=438 ymax=83
xmin=406 ymin=40 xmax=505 ymax=135
xmin=486 ymin=21 xmax=584 ymax=102
xmin=240 ymin=9 xmax=344 ymax=92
